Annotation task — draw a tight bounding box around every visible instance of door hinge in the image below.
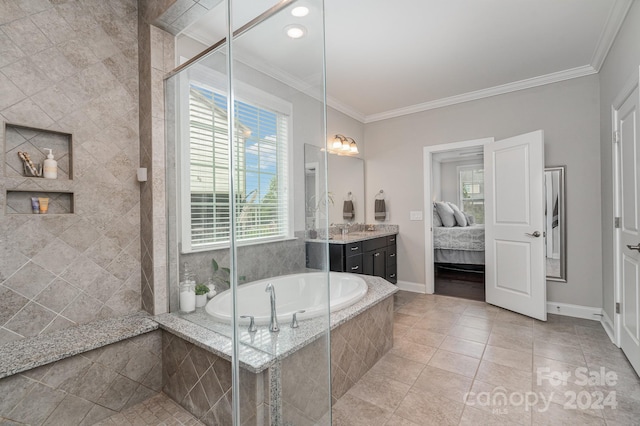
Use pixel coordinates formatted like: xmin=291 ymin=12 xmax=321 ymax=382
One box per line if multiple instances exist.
xmin=615 ymin=217 xmax=621 ymax=228
xmin=616 ymin=302 xmax=620 ymax=314
xmin=613 ymin=131 xmax=620 ymax=144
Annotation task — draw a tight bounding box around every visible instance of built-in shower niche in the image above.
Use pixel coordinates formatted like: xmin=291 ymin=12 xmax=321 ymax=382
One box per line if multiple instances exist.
xmin=3 ymin=123 xmax=75 ymax=215
xmin=6 ymin=190 xmax=74 ymax=214
xmin=4 ymin=123 xmax=72 ymax=180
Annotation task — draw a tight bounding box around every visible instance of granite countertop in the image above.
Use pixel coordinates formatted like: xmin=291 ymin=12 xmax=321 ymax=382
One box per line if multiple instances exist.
xmin=155 ymin=274 xmax=398 ymax=373
xmin=307 ymin=224 xmax=399 ymax=245
xmin=0 ymin=312 xmax=158 ymax=380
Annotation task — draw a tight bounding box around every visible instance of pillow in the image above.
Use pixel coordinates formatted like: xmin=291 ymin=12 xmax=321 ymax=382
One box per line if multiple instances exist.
xmin=464 ymin=212 xmax=475 ymax=225
xmin=448 ymin=202 xmax=468 ymax=227
xmin=434 ymin=202 xmax=456 ymax=227
xmin=432 ymin=204 xmax=443 ymax=227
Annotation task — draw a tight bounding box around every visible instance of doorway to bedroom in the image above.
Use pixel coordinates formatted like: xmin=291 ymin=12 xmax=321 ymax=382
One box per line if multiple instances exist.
xmin=431 ymin=145 xmax=487 ymax=301
xmin=423 ymin=137 xmax=493 ymax=301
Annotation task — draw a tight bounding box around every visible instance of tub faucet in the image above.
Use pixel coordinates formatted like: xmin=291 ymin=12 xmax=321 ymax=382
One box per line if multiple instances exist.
xmin=265 ymin=283 xmax=279 ymax=332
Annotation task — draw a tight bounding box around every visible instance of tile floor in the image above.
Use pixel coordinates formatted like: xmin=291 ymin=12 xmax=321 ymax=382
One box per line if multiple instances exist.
xmin=331 ymin=291 xmax=640 ymax=425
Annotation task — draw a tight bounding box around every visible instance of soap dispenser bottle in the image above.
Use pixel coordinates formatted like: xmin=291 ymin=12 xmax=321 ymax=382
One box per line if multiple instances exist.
xmin=43 ymin=148 xmax=57 ymax=179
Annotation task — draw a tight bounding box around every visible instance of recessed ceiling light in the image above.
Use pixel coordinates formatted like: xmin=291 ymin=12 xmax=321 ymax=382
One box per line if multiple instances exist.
xmin=291 ymin=6 xmax=309 ymax=17
xmin=285 ymin=24 xmax=306 ymax=39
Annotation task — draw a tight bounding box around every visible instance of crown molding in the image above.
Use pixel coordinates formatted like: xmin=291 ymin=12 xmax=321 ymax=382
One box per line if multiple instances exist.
xmin=326 ymin=96 xmax=367 ymax=122
xmin=591 ymin=0 xmax=633 ymax=72
xmin=364 ymin=65 xmax=598 ymax=123
xmin=182 ymin=0 xmax=630 ymax=126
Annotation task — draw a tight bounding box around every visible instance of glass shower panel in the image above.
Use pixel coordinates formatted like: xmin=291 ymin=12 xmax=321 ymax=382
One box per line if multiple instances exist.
xmin=165 ymin=0 xmax=330 ymax=424
xmin=229 ymin=1 xmax=331 ymax=423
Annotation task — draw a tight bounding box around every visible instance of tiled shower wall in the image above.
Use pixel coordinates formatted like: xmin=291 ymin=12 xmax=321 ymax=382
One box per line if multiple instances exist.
xmin=0 ymin=0 xmax=141 ymax=343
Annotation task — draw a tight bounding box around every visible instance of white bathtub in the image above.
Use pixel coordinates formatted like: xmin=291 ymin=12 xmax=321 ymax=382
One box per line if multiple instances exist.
xmin=205 ymin=272 xmax=368 ymax=325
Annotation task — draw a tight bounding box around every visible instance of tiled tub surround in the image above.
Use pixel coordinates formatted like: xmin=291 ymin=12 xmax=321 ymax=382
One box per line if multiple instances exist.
xmin=156 ymin=275 xmax=397 ymax=425
xmin=172 ymin=237 xmax=308 ymax=310
xmin=0 ymin=318 xmax=162 ymax=426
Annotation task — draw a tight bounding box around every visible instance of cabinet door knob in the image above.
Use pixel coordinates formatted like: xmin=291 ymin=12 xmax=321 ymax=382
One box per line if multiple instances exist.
xmin=374 ymin=252 xmax=380 ymax=257
xmin=350 ymin=246 xmax=359 ymax=251
xmin=390 ymin=253 xmax=395 ymax=257
xmin=351 ymin=265 xmax=359 ymax=271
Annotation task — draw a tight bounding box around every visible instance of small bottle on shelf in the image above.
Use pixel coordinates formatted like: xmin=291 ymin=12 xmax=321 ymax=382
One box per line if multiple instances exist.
xmin=43 ymin=148 xmax=57 ymax=179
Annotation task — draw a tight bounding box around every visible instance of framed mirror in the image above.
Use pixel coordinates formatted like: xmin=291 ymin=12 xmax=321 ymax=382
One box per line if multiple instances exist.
xmin=545 ymin=166 xmax=566 ymax=282
xmin=304 ymin=144 xmax=365 ymax=232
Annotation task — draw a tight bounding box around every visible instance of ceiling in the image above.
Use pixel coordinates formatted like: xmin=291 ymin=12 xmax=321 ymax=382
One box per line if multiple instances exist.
xmin=180 ymin=0 xmax=632 ymax=123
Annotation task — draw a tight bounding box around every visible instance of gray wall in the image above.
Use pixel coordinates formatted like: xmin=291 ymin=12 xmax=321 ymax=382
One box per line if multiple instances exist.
xmin=599 ymin=3 xmax=640 ymax=320
xmin=439 ymin=159 xmax=482 ymax=205
xmin=364 ymin=75 xmax=602 ymax=307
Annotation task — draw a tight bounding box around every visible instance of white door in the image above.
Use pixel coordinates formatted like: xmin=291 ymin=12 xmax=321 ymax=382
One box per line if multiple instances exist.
xmin=485 ymin=130 xmax=546 ymax=320
xmin=615 ymin=82 xmax=640 ymax=376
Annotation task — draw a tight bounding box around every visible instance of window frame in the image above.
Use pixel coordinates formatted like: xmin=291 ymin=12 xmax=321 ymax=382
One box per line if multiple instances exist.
xmin=178 ymin=66 xmax=294 ymax=253
xmin=457 ymin=163 xmax=484 ymax=212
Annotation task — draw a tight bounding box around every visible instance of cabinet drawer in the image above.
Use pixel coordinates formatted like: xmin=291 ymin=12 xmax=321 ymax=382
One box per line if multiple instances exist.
xmin=345 ymin=254 xmax=363 ymax=274
xmin=387 ymin=235 xmax=397 ymax=245
xmin=386 ymin=263 xmax=397 ymax=284
xmin=363 ymin=236 xmax=386 ymax=252
xmin=346 ymin=241 xmax=362 ymax=255
xmin=386 ymin=245 xmax=397 ymax=266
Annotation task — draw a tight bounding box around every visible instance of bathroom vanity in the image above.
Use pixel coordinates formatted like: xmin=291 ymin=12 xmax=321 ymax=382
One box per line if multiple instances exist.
xmin=306 ymin=227 xmax=398 ymax=284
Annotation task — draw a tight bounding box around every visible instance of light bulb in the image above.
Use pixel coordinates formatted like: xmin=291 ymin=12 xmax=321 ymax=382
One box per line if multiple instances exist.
xmin=332 ymin=136 xmax=343 ymax=149
xmin=285 ymin=25 xmax=306 ymax=39
xmin=291 ymin=6 xmax=309 ymax=17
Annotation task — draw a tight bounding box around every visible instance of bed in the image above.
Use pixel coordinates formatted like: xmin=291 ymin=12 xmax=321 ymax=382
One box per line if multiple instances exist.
xmin=432 ymin=201 xmax=485 ymax=265
xmin=433 ymin=224 xmax=485 ymax=265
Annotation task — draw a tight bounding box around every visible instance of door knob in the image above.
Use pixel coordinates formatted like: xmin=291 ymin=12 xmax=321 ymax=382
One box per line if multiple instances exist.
xmin=627 ymin=244 xmax=640 ymax=252
xmin=525 ymin=231 xmax=541 ymax=238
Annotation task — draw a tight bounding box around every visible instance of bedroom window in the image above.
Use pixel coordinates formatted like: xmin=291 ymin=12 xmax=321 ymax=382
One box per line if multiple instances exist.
xmin=458 ymin=164 xmax=484 ymax=224
xmin=181 ymin=80 xmax=292 ymax=252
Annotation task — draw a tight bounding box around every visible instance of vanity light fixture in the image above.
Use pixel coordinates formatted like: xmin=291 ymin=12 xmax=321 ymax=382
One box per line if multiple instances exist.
xmin=329 ymin=134 xmax=359 ymax=155
xmin=291 ymin=6 xmax=309 ymax=17
xmin=348 ymin=137 xmax=359 ymax=154
xmin=285 ymin=24 xmax=306 ymax=39
xmin=332 ymin=134 xmax=346 ymax=149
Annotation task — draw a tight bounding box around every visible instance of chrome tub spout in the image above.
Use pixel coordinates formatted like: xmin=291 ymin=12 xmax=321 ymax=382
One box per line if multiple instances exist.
xmin=265 ymin=283 xmax=279 ymax=332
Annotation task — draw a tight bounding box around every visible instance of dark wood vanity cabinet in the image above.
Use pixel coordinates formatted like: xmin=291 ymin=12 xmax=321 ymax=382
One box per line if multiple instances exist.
xmin=363 ymin=235 xmax=397 ymax=284
xmin=307 ymin=234 xmax=397 ymax=284
xmin=330 ymin=241 xmax=363 ymax=274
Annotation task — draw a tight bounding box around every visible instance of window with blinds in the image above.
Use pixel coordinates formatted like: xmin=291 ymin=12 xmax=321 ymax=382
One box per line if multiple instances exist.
xmin=458 ymin=164 xmax=485 ymax=224
xmin=186 ymin=83 xmax=291 ymax=250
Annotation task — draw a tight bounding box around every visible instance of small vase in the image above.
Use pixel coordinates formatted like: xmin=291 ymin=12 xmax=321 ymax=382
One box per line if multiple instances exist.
xmin=196 ymin=294 xmax=207 ymax=308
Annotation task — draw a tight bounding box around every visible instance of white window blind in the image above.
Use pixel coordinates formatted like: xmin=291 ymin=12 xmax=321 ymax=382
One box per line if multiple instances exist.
xmin=458 ymin=164 xmax=485 ymax=224
xmin=187 ymin=83 xmax=290 ymax=249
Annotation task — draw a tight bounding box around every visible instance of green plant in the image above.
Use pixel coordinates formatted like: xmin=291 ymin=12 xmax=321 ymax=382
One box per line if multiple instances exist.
xmin=195 ymin=284 xmax=209 ymax=296
xmin=211 ymin=258 xmax=246 ymax=288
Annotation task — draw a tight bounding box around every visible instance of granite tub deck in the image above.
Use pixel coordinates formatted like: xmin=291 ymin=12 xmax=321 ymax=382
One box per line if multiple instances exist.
xmin=155 ymin=275 xmax=398 ymax=425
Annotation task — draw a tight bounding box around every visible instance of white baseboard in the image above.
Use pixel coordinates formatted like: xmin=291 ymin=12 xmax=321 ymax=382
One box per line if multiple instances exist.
xmin=546 ymin=302 xmax=602 ymax=321
xmin=396 ymin=280 xmax=427 ymax=294
xmin=601 ymin=309 xmax=617 ymax=345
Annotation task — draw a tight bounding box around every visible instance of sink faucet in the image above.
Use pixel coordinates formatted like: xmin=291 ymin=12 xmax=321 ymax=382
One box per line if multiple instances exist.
xmin=265 ymin=283 xmax=279 ymax=332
